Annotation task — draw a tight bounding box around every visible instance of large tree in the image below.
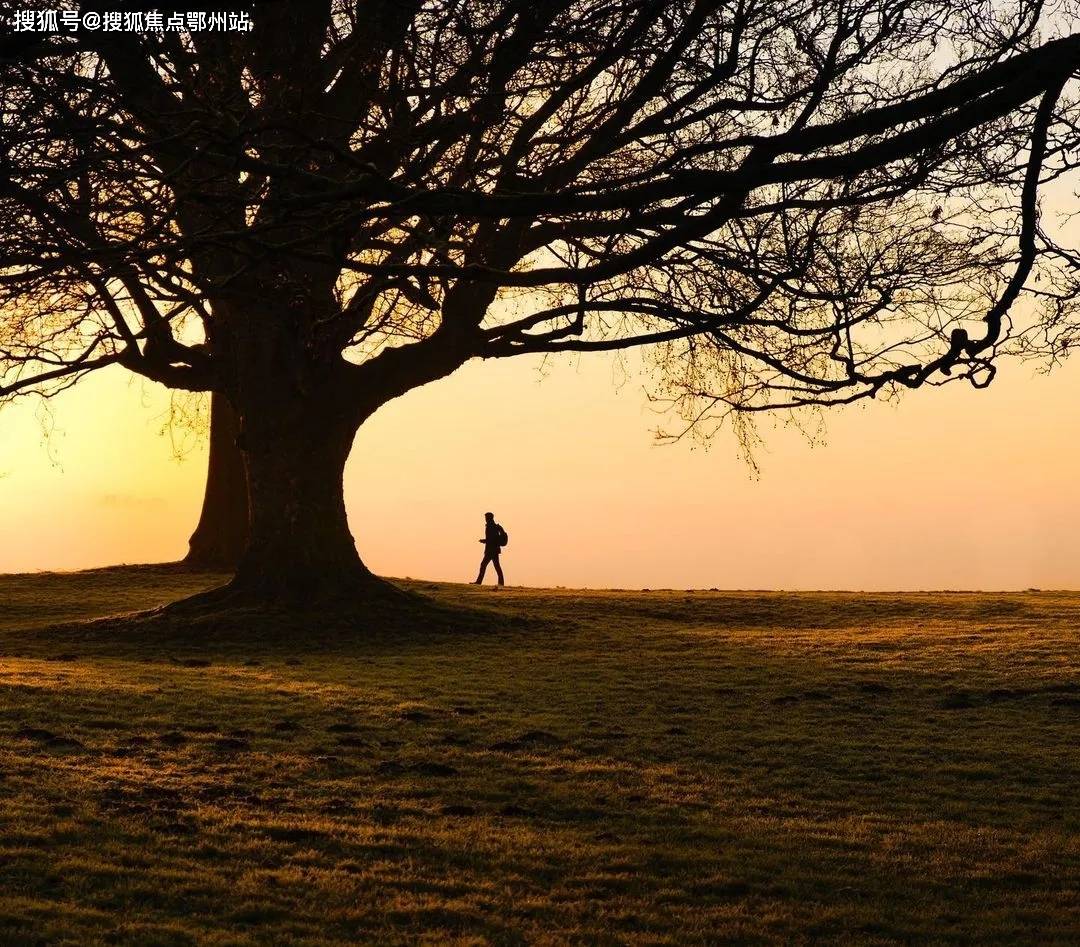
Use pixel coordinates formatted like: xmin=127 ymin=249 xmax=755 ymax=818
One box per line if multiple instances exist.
xmin=1 ymin=0 xmax=1078 ymax=605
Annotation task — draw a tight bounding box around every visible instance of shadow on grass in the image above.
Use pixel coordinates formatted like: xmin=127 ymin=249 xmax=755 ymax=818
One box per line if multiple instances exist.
xmin=531 ymin=588 xmax=1075 ymax=629
xmin=5 ymin=563 xmax=1080 ymax=663
xmin=7 ymin=569 xmax=555 ymax=660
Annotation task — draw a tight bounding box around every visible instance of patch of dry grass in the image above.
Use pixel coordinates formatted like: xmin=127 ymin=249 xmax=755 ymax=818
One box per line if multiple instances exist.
xmin=0 ymin=567 xmax=1077 ymax=944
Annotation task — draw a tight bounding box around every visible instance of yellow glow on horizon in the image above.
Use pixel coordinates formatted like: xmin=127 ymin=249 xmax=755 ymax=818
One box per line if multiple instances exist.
xmin=2 ymin=346 xmax=1080 ymax=591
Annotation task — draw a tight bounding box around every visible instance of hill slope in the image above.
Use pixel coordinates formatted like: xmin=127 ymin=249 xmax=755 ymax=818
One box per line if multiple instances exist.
xmin=0 ymin=567 xmax=1078 ymax=944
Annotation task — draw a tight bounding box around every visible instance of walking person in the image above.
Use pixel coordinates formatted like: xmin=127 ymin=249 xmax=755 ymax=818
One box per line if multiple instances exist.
xmin=474 ymin=511 xmax=507 ymax=586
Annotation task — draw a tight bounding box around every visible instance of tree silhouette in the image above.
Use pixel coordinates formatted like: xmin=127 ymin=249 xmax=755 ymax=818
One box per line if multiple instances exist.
xmin=1 ymin=1 xmax=1077 ymax=605
xmin=183 ymin=393 xmax=249 ymax=570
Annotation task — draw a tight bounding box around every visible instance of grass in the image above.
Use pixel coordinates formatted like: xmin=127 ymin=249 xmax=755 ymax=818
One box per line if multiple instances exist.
xmin=0 ymin=566 xmax=1078 ymax=944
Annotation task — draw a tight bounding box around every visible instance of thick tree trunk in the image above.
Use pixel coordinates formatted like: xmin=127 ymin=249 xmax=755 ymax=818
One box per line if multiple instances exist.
xmin=175 ymin=290 xmax=471 ymax=610
xmin=226 ymin=407 xmax=389 ymax=605
xmin=183 ymin=392 xmax=250 ymax=570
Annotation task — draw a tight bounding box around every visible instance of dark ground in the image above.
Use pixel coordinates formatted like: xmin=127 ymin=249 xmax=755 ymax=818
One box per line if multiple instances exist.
xmin=0 ymin=566 xmax=1077 ymax=944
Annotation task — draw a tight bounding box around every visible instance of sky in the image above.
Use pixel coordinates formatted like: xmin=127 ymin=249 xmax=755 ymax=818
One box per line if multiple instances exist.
xmin=2 ymin=343 xmax=1080 ymax=591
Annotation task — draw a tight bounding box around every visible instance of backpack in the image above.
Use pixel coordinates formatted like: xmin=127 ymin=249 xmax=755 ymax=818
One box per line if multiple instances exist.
xmin=497 ymin=525 xmax=509 ymax=547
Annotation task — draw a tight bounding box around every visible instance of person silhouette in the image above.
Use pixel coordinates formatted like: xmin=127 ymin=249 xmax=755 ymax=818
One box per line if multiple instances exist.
xmin=474 ymin=511 xmax=506 ymax=586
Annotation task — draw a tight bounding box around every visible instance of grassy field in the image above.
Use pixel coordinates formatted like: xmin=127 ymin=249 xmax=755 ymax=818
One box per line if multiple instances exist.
xmin=0 ymin=567 xmax=1077 ymax=945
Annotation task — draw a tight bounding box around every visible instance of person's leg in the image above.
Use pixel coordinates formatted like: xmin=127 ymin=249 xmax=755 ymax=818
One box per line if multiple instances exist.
xmin=493 ymin=555 xmax=504 ymax=586
xmin=475 ymin=555 xmax=489 ymax=584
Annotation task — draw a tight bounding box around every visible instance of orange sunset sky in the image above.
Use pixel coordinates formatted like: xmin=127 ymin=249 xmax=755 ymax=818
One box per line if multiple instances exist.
xmin=2 ymin=341 xmax=1080 ymax=591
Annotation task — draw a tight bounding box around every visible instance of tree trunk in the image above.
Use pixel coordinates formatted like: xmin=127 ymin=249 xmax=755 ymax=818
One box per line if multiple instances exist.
xmin=183 ymin=392 xmax=250 ymax=570
xmin=227 ymin=406 xmax=388 ymax=605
